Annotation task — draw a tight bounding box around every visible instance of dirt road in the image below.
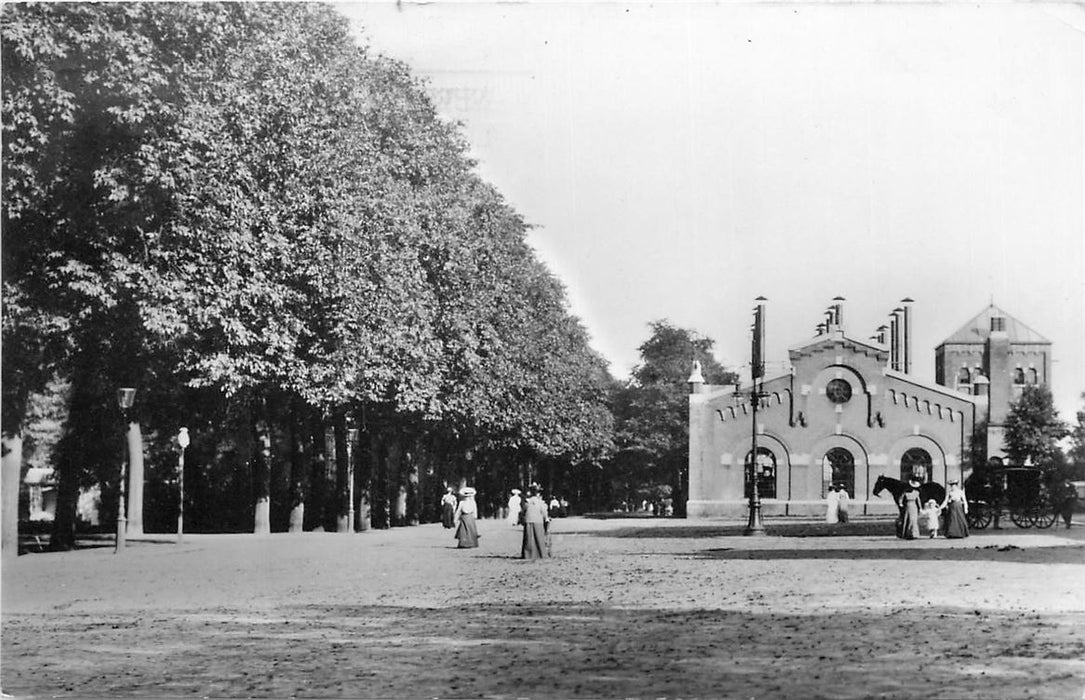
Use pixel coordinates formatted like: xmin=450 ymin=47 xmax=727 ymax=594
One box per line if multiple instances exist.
xmin=3 ymin=517 xmax=1084 ymax=699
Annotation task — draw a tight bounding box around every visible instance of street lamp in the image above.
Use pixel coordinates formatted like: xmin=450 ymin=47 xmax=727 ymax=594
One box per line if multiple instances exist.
xmin=346 ymin=427 xmax=359 ymax=532
xmin=745 ymin=298 xmax=767 ymax=536
xmin=115 ymin=387 xmax=136 ymax=553
xmin=176 ymin=428 xmax=190 ymax=545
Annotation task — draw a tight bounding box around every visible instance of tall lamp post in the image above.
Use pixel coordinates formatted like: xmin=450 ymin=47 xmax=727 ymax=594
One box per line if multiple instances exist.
xmin=115 ymin=387 xmax=137 ymax=553
xmin=177 ymin=428 xmax=189 ymax=545
xmin=346 ymin=427 xmax=359 ymax=532
xmin=745 ymin=298 xmax=767 ymax=536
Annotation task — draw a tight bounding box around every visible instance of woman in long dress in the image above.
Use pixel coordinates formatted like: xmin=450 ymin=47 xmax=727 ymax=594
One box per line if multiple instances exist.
xmin=506 ymin=489 xmax=522 ymax=527
xmin=836 ymin=485 xmax=850 ymax=524
xmin=440 ymin=487 xmax=457 ymax=529
xmin=941 ymin=479 xmax=969 ymax=538
xmin=520 ymin=486 xmax=550 ymax=559
xmin=453 ymin=487 xmax=480 ymax=548
xmin=825 ymin=484 xmax=840 ymax=524
xmin=899 ymin=480 xmax=922 ymax=539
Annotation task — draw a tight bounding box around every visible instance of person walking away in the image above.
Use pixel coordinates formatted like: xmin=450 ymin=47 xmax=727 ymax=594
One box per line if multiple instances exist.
xmin=506 ymin=489 xmax=523 ymax=526
xmin=836 ymin=484 xmax=850 ymax=523
xmin=453 ymin=487 xmax=480 ymax=548
xmin=923 ymin=499 xmax=942 ymax=538
xmin=440 ymin=487 xmax=457 ymax=529
xmin=900 ymin=479 xmax=921 ymax=539
xmin=825 ymin=484 xmax=840 ymax=524
xmin=941 ymin=479 xmax=969 ymax=538
xmin=521 ymin=486 xmax=550 ymax=559
xmin=1057 ymin=478 xmax=1078 ymax=529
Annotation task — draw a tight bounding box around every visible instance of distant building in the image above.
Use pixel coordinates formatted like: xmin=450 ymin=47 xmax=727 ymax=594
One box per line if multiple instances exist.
xmin=934 ymin=304 xmax=1052 ymax=460
xmin=686 ymin=298 xmax=1050 ymax=518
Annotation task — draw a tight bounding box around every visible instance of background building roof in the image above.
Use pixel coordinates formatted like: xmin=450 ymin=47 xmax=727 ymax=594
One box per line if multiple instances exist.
xmin=938 ymin=304 xmax=1050 ymax=346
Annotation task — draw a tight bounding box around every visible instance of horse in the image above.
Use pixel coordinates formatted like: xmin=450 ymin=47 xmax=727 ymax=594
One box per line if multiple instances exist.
xmin=873 ymin=475 xmax=945 ymax=507
xmin=873 ymin=475 xmax=947 ymax=536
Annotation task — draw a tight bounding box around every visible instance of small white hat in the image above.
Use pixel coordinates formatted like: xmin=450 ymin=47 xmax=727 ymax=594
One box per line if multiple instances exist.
xmin=459 ymin=487 xmax=476 ymax=497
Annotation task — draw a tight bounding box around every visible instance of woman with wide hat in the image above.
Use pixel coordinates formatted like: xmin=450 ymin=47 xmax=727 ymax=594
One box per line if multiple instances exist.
xmin=941 ymin=479 xmax=969 ymax=539
xmin=453 ymin=487 xmax=480 ymax=548
xmin=899 ymin=478 xmax=922 ymax=539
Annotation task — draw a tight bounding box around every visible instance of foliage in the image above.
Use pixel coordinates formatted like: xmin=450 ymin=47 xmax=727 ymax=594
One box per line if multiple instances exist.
xmin=1003 ymin=385 xmax=1069 ymax=470
xmin=1 ymin=2 xmax=615 ymax=537
xmin=1066 ymin=393 xmax=1085 ymax=480
xmin=611 ymin=321 xmax=736 ymax=515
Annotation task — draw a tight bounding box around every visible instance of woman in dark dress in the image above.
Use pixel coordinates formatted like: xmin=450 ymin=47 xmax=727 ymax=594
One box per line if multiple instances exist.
xmin=453 ymin=487 xmax=480 ymax=548
xmin=899 ymin=479 xmax=921 ymax=540
xmin=520 ymin=485 xmax=550 ymax=559
xmin=942 ymin=479 xmax=969 ymax=538
xmin=440 ymin=487 xmax=456 ymax=529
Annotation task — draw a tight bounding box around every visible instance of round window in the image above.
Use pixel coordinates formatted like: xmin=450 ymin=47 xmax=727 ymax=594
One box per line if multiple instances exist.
xmin=826 ymin=378 xmax=852 ymax=404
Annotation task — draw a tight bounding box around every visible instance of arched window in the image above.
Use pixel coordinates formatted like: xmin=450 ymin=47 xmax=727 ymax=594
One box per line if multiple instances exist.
xmin=823 ymin=447 xmax=855 ymax=498
xmin=1027 ymin=368 xmax=1039 ymax=385
xmin=1013 ymin=368 xmax=1025 ymax=385
xmin=901 ymin=448 xmax=932 ymax=484
xmin=744 ymin=447 xmax=777 ymax=499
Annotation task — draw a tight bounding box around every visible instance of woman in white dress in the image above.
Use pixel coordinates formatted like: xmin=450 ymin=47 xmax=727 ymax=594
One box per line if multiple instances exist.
xmin=520 ymin=485 xmax=550 ymax=559
xmin=506 ymin=489 xmax=522 ymax=526
xmin=825 ymin=484 xmax=840 ymax=524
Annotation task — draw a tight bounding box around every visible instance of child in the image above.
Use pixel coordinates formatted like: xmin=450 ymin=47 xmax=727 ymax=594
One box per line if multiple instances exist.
xmin=923 ymin=499 xmax=941 ymax=538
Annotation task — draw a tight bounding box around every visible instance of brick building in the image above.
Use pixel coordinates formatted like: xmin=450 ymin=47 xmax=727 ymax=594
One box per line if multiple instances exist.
xmin=686 ymin=299 xmax=1048 ymax=518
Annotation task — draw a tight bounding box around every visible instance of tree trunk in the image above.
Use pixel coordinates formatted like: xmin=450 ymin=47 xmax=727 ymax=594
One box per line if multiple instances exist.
xmin=252 ymin=396 xmax=272 ymax=535
xmin=406 ymin=440 xmax=419 ymax=526
xmin=126 ymin=422 xmax=145 ymax=536
xmin=355 ymin=427 xmax=370 ymax=532
xmin=333 ymin=412 xmax=350 ymax=533
xmin=305 ymin=418 xmax=328 ymax=532
xmin=2 ymin=432 xmax=23 ymax=558
xmin=287 ymin=401 xmax=307 ymax=533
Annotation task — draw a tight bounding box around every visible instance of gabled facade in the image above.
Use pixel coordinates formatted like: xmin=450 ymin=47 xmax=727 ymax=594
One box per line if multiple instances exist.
xmin=688 ymin=304 xmax=979 ymax=518
xmin=934 ymin=304 xmax=1052 ymax=459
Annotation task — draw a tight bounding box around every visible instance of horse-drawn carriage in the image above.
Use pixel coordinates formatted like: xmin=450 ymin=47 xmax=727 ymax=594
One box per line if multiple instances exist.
xmin=963 ymin=466 xmax=1060 ymax=530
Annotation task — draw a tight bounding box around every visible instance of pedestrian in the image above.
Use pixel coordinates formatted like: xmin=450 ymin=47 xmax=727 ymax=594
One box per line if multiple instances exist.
xmin=440 ymin=487 xmax=457 ymax=529
xmin=453 ymin=487 xmax=480 ymax=548
xmin=899 ymin=478 xmax=921 ymax=539
xmin=520 ymin=485 xmax=550 ymax=559
xmin=825 ymin=483 xmax=840 ymax=524
xmin=1056 ymin=478 xmax=1078 ymax=529
xmin=506 ymin=489 xmax=523 ymax=527
xmin=923 ymin=499 xmax=941 ymax=538
xmin=941 ymin=479 xmax=969 ymax=539
xmin=836 ymin=484 xmax=850 ymax=523
xmin=549 ymin=495 xmax=561 ymax=518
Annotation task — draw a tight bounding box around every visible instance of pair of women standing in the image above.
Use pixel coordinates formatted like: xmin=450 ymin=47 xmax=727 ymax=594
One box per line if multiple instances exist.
xmin=520 ymin=486 xmax=550 ymax=559
xmin=825 ymin=484 xmax=850 ymax=524
xmin=898 ymin=478 xmax=968 ymax=539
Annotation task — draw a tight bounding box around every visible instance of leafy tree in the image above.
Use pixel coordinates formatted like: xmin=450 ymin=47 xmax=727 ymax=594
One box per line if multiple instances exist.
xmin=1003 ymin=385 xmax=1069 ymax=470
xmin=1066 ymin=392 xmax=1085 ymax=480
xmin=612 ymin=321 xmax=735 ymax=516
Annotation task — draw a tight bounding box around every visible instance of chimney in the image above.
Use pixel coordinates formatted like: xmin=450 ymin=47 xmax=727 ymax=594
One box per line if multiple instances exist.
xmin=687 ymin=359 xmax=705 ymax=395
xmin=901 ymin=298 xmax=914 ymax=374
xmin=890 ymin=308 xmax=905 ymax=371
xmin=832 ymin=296 xmax=845 ymax=331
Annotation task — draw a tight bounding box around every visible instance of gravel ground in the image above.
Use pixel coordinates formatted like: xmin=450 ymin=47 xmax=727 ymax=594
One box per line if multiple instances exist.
xmin=2 ymin=516 xmax=1084 ymax=699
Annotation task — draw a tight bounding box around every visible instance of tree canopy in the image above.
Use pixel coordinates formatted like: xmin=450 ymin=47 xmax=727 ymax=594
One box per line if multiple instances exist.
xmin=2 ymin=2 xmax=613 ymax=539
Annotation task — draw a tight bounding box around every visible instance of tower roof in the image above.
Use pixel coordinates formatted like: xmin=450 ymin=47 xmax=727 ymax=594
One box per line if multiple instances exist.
xmin=938 ymin=304 xmax=1050 ymax=346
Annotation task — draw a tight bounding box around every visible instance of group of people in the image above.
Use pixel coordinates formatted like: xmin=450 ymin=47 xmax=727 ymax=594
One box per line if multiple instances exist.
xmin=824 ymin=483 xmax=851 ymax=523
xmin=897 ymin=477 xmax=970 ymax=540
xmin=438 ymin=484 xmax=554 ymax=559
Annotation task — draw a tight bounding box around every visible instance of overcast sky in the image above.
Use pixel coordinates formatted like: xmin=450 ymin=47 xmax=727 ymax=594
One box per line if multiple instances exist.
xmin=337 ymin=1 xmax=1085 ymax=421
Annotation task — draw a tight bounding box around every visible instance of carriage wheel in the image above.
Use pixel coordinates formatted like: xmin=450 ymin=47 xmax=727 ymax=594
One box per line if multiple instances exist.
xmin=1010 ymin=509 xmax=1033 ymax=529
xmin=967 ymin=504 xmax=992 ymax=530
xmin=1032 ymin=506 xmax=1058 ymax=529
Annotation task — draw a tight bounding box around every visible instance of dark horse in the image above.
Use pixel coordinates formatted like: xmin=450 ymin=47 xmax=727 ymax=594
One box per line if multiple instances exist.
xmin=873 ymin=475 xmax=947 ymax=535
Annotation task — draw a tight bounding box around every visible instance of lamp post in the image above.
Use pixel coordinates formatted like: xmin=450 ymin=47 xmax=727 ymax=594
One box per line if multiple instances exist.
xmin=346 ymin=427 xmax=359 ymax=532
xmin=745 ymin=298 xmax=767 ymax=536
xmin=115 ymin=387 xmax=136 ymax=553
xmin=177 ymin=428 xmax=189 ymax=545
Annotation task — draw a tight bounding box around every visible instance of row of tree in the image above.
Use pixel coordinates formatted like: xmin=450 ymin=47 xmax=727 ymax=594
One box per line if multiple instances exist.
xmin=1 ymin=3 xmax=632 ymax=549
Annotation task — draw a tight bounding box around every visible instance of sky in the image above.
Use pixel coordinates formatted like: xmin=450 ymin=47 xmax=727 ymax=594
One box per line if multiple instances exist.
xmin=336 ymin=1 xmax=1085 ymax=421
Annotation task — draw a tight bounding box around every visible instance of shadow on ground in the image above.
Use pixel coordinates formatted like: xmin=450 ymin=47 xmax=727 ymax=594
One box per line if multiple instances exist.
xmin=4 ymin=603 xmax=1083 ymax=699
xmin=694 ymin=544 xmax=1085 ymax=564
